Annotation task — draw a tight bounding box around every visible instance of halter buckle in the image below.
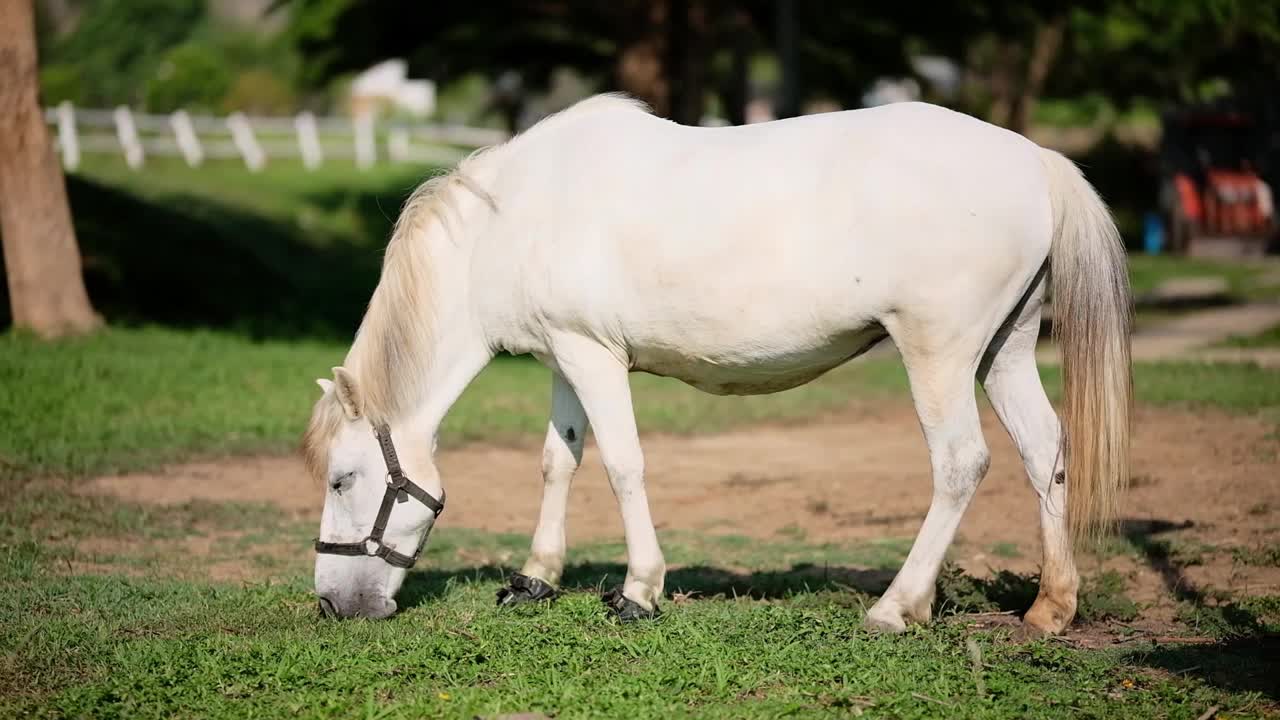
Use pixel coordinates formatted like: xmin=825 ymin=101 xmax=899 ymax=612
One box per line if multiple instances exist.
xmin=315 ymin=424 xmax=446 ymax=568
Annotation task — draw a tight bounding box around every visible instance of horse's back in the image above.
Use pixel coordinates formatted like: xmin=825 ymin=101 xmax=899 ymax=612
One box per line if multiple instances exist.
xmin=507 ymin=99 xmax=1052 ymax=270
xmin=479 ymin=99 xmax=1055 ymax=391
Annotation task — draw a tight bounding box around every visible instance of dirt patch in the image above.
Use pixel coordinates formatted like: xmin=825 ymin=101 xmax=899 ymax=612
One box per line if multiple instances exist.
xmin=84 ymin=403 xmax=1280 ymax=550
xmin=65 ymin=527 xmax=302 ymax=582
xmin=80 ymin=402 xmax=1280 ymax=624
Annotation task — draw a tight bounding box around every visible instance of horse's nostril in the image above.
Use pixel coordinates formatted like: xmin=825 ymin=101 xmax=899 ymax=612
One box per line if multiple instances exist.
xmin=317 ymin=596 xmax=339 ymax=619
xmin=368 ymin=597 xmax=398 ymax=620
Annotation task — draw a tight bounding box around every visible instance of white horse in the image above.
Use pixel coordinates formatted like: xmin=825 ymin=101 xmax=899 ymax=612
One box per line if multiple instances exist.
xmin=304 ymin=94 xmax=1131 ymax=634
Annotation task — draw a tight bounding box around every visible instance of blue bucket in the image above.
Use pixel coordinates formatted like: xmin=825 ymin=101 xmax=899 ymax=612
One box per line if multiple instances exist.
xmin=1143 ymin=212 xmax=1165 ymax=254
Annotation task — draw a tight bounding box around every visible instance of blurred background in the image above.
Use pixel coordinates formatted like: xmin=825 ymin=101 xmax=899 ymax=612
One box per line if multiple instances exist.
xmin=3 ymin=7 xmax=1280 ymax=712
xmin=3 ymin=0 xmax=1279 ymax=340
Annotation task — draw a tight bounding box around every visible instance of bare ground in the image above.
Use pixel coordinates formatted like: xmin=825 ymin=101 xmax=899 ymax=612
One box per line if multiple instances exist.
xmin=81 ymin=402 xmax=1280 ymax=619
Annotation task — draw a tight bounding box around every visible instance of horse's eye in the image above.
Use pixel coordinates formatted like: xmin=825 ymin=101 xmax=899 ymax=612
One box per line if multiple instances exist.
xmin=329 ymin=472 xmax=354 ymax=492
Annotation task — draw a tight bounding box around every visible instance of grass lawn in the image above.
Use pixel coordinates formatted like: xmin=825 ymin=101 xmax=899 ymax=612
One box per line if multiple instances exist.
xmin=4 ymin=156 xmax=1280 ymax=718
xmin=4 ymin=325 xmax=1280 ymax=484
xmin=1220 ymin=324 xmax=1280 ymax=349
xmin=3 ymin=481 xmax=1277 ymax=719
xmin=0 ymin=326 xmax=908 ymax=483
xmin=1127 ymin=254 xmax=1280 ymax=301
xmin=74 ymin=155 xmax=440 ymax=227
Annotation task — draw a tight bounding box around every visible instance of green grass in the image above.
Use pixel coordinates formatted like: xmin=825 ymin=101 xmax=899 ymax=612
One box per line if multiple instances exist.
xmin=6 ymin=131 xmax=1280 ymax=719
xmin=0 ymin=327 xmax=340 ymax=481
xmin=1220 ymin=324 xmax=1280 ymax=349
xmin=0 ymin=325 xmax=909 ymax=483
xmin=3 ymin=483 xmax=1277 ymax=719
xmin=6 ymin=576 xmax=1262 ymax=719
xmin=1127 ymin=254 xmax=1279 ymax=301
xmin=74 ymin=155 xmax=440 ymax=226
xmin=1 ymin=156 xmax=450 ymax=339
xmin=989 ymin=542 xmax=1022 ymax=560
xmin=6 ymin=325 xmax=1280 ymax=484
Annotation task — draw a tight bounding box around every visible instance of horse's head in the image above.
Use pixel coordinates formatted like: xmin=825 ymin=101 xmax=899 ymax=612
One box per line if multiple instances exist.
xmin=304 ymin=367 xmax=443 ymax=619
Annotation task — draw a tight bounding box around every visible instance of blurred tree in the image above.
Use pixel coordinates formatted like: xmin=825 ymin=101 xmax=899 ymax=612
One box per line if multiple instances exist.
xmin=220 ymin=68 xmax=299 ymax=114
xmin=0 ymin=0 xmax=100 ymax=337
xmin=36 ymin=0 xmax=304 ymax=113
xmin=37 ymin=0 xmax=205 ymax=108
xmin=832 ymin=0 xmax=1086 ymax=133
xmin=775 ymin=0 xmax=914 ymax=113
xmin=144 ymin=42 xmax=236 ymax=113
xmin=1056 ymin=0 xmax=1280 ymax=106
xmin=279 ymin=0 xmax=764 ymax=126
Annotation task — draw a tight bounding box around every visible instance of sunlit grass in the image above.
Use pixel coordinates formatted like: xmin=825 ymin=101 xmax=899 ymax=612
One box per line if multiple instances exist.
xmin=4 ymin=326 xmax=1279 ymax=484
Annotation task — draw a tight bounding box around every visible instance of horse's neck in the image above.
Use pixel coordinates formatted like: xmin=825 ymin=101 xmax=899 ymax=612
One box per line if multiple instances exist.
xmin=362 ymin=158 xmax=502 ymax=442
xmin=389 ymin=235 xmax=492 ymax=443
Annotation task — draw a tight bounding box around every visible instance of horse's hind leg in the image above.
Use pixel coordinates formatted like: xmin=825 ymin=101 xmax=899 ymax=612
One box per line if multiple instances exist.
xmin=865 ymin=329 xmax=991 ymax=632
xmin=978 ymin=284 xmax=1078 ymax=635
xmin=498 ymin=372 xmax=588 ymax=606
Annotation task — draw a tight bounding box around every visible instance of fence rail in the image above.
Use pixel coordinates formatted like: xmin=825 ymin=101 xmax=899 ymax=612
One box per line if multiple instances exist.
xmin=44 ymin=102 xmax=510 ymax=173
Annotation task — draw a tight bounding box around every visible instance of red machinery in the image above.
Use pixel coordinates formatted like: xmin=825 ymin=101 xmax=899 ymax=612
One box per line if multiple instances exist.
xmin=1161 ymin=105 xmax=1276 ymax=258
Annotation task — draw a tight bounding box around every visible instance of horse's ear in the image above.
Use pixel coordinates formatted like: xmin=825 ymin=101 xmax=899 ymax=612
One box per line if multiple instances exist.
xmin=316 ymin=378 xmax=334 ymax=395
xmin=331 ymin=367 xmax=363 ymax=420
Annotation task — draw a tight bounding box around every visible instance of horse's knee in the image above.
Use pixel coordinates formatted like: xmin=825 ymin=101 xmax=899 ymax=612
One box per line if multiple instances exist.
xmin=934 ymin=440 xmax=990 ymax=503
xmin=603 ymin=454 xmax=645 ymax=493
xmin=541 ymin=443 xmax=580 ymax=480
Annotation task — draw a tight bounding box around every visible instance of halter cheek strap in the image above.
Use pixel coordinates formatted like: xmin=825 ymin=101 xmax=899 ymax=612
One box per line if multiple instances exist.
xmin=313 ymin=424 xmax=445 ymax=569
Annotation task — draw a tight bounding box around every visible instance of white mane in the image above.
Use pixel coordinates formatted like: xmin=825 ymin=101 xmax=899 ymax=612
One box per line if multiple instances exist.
xmin=303 ymin=93 xmax=652 ymax=478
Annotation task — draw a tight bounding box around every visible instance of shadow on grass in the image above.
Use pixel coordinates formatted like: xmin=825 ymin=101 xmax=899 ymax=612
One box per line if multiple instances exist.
xmin=397 ymin=561 xmax=900 ymax=611
xmin=1128 ymin=637 xmax=1280 ymax=701
xmin=0 ymin=174 xmax=408 ymax=339
xmin=1118 ymin=517 xmax=1280 ymax=700
xmin=1119 ymin=517 xmax=1275 ymax=637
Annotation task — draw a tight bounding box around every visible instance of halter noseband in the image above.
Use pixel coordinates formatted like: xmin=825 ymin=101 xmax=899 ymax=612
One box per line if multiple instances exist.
xmin=313 ymin=424 xmax=445 ymax=569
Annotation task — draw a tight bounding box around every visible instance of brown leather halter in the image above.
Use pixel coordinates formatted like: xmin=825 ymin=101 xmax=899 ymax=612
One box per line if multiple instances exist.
xmin=312 ymin=424 xmax=445 ymax=569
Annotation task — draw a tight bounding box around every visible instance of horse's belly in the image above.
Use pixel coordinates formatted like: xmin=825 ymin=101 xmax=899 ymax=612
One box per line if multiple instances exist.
xmin=631 ymin=325 xmax=886 ymax=396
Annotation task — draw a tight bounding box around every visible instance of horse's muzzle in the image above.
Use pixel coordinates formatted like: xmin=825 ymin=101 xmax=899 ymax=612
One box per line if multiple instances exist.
xmin=316 ymin=592 xmax=397 ymax=620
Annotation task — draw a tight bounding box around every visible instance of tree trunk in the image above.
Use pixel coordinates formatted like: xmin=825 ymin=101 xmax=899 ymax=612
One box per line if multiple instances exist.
xmin=0 ymin=0 xmax=100 ymax=337
xmin=774 ymin=0 xmax=799 ymax=119
xmin=616 ymin=0 xmax=671 ymax=117
xmin=986 ymin=39 xmax=1021 ymax=130
xmin=1010 ymin=14 xmax=1066 ymax=135
xmin=666 ymin=0 xmax=709 ymax=126
xmin=721 ymin=7 xmax=751 ymax=126
xmin=985 ymin=14 xmax=1067 ymax=136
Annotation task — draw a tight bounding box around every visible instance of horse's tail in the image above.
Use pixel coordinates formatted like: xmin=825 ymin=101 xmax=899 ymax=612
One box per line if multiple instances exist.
xmin=1040 ymin=147 xmax=1133 ymax=546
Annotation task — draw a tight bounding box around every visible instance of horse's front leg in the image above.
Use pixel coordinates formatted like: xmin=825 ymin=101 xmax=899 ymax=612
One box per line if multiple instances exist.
xmin=497 ymin=372 xmax=587 ymax=606
xmin=553 ymin=335 xmax=665 ymax=620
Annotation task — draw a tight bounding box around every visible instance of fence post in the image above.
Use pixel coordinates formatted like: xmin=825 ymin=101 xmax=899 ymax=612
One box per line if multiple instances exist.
xmin=295 ymin=111 xmax=323 ymax=169
xmin=387 ymin=126 xmax=410 ymax=164
xmin=170 ymin=110 xmax=204 ymax=167
xmin=113 ymin=105 xmax=144 ymax=169
xmin=55 ymin=101 xmax=79 ymax=170
xmin=354 ymin=110 xmax=376 ymax=170
xmin=226 ymin=112 xmax=265 ymax=172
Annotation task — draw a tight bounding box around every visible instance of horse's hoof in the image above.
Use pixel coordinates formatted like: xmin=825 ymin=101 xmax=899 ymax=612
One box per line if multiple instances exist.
xmin=496 ymin=572 xmax=558 ymax=607
xmin=862 ymin=610 xmax=908 ymax=634
xmin=601 ymin=586 xmax=660 ymax=621
xmin=1010 ymin=621 xmax=1052 ymax=643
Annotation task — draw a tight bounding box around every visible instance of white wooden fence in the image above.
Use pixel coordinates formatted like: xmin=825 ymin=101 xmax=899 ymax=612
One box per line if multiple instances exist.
xmin=45 ymin=102 xmax=510 ymax=172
